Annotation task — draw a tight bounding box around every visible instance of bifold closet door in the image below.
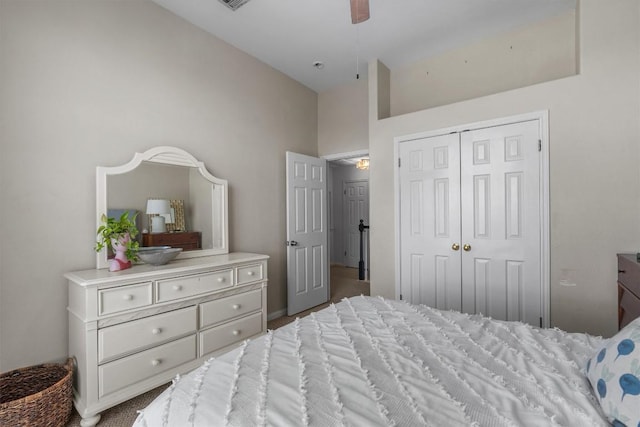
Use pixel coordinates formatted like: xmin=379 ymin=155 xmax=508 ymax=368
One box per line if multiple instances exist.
xmin=399 ymin=133 xmax=462 ymax=310
xmin=460 ymin=120 xmax=541 ymax=326
xmin=399 ymin=119 xmax=542 ymax=325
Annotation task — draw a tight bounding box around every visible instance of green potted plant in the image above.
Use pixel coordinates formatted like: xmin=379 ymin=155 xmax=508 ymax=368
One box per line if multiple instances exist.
xmin=95 ymin=211 xmax=140 ymax=272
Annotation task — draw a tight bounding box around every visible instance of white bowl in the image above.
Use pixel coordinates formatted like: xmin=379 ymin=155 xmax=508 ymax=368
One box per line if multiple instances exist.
xmin=137 ymin=247 xmax=183 ymax=265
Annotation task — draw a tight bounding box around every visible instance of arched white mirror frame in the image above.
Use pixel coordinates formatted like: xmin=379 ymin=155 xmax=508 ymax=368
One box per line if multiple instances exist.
xmin=96 ymin=146 xmax=229 ymax=269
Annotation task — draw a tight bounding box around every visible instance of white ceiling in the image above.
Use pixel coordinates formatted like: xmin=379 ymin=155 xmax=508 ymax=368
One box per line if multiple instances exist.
xmin=151 ymin=0 xmax=575 ymax=93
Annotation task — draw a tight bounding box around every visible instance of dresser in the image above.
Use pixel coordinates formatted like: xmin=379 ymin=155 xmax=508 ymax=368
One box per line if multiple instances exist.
xmin=142 ymin=231 xmax=201 ymax=250
xmin=617 ymin=253 xmax=640 ymax=330
xmin=67 ymin=252 xmax=268 ymax=427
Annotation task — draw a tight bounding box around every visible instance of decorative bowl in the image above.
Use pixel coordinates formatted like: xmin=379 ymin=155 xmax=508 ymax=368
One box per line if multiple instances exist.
xmin=137 ymin=247 xmax=183 ymax=265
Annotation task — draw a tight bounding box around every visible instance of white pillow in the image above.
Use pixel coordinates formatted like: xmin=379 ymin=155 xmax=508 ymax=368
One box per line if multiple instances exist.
xmin=586 ymin=317 xmax=640 ymax=426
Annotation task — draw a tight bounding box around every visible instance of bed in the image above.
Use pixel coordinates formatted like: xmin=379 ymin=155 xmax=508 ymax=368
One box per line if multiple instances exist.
xmin=133 ymin=296 xmax=637 ymax=426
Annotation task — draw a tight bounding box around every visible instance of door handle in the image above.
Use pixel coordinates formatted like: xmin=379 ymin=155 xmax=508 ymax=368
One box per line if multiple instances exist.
xmin=452 ymin=243 xmax=460 ymax=251
xmin=287 ymin=240 xmax=299 ymax=246
xmin=463 ymin=244 xmax=471 ymax=252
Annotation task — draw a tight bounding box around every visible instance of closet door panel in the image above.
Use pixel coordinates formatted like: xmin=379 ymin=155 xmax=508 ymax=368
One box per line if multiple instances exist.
xmin=399 ymin=134 xmax=462 ymax=310
xmin=460 ymin=120 xmax=541 ymax=325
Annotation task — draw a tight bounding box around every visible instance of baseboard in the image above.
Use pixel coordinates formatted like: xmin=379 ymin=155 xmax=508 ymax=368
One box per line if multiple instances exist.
xmin=267 ymin=308 xmax=287 ymax=321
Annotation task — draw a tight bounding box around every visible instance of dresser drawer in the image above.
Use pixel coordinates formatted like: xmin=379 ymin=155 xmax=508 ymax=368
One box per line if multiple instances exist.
xmin=98 ymin=306 xmax=197 ymax=363
xmin=618 ymin=254 xmax=640 ymax=298
xmin=156 ymin=270 xmax=233 ymax=303
xmin=200 ymin=289 xmax=262 ymax=329
xmin=99 ymin=335 xmax=196 ymax=397
xmin=199 ymin=312 xmax=262 ymax=357
xmin=236 ymin=264 xmax=263 ymax=285
xmin=98 ymin=282 xmax=153 ymax=316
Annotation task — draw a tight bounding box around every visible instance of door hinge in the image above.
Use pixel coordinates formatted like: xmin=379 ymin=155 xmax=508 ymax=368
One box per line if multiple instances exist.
xmin=398 ymin=158 xmax=401 ymax=167
xmin=344 ymin=190 xmax=346 ymax=195
xmin=539 ymin=317 xmax=543 ymax=327
xmin=538 ymin=140 xmax=542 ymax=152
xmin=399 ymin=294 xmax=403 ymax=300
xmin=344 ymin=251 xmax=347 ymax=256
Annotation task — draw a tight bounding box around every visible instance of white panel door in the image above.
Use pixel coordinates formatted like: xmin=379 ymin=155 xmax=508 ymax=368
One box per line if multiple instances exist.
xmin=399 ymin=133 xmax=462 ymax=310
xmin=399 ymin=119 xmax=543 ymax=326
xmin=344 ymin=180 xmax=369 ymax=269
xmin=460 ymin=120 xmax=541 ymax=325
xmin=286 ymin=152 xmax=329 ymax=316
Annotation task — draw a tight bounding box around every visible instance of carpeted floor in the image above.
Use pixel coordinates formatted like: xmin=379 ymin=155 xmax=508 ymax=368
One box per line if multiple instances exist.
xmin=66 ymin=265 xmax=368 ymax=426
xmin=66 ymin=384 xmax=169 ymax=427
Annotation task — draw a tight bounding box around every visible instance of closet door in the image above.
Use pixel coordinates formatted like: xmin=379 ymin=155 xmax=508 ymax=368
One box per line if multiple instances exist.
xmin=460 ymin=120 xmax=541 ymax=325
xmin=399 ymin=134 xmax=462 ymax=310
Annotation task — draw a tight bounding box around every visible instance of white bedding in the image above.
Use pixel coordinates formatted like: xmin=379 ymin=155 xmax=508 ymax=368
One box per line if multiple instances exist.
xmin=133 ymin=296 xmax=609 ymax=426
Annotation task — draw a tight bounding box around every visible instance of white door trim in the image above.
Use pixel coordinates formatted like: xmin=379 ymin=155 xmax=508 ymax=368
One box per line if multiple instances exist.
xmin=323 ymin=150 xmax=371 ymax=271
xmin=322 ymin=149 xmax=369 ymax=161
xmin=394 ymin=110 xmax=550 ymax=327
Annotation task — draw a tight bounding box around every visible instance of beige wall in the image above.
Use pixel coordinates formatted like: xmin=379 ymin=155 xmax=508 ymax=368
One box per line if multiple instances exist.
xmin=317 ymin=79 xmax=368 ymax=156
xmin=368 ymin=0 xmax=640 ymax=338
xmin=391 ymin=10 xmax=577 ymax=115
xmin=0 ymin=1 xmax=317 ymax=371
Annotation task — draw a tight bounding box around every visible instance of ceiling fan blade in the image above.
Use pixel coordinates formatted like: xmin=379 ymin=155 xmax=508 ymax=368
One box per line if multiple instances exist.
xmin=350 ymin=0 xmax=370 ymax=24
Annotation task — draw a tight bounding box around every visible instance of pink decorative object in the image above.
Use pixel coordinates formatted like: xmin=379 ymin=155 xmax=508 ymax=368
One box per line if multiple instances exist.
xmin=109 ymin=234 xmax=132 ymax=272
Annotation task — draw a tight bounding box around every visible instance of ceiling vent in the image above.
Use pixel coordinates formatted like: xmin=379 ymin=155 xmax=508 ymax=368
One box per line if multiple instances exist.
xmin=218 ymin=0 xmax=251 ymax=11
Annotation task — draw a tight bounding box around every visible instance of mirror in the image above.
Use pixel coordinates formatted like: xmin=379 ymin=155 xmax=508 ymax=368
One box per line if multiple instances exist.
xmin=96 ymin=146 xmax=228 ymax=269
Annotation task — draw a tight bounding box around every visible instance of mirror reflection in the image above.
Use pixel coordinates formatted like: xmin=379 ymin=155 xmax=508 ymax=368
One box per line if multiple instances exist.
xmin=96 ymin=147 xmax=228 ymax=269
xmin=107 ymin=162 xmax=221 ymax=249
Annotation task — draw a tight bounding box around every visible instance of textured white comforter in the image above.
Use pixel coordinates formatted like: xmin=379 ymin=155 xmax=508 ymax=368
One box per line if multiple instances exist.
xmin=133 ymin=296 xmax=608 ymax=426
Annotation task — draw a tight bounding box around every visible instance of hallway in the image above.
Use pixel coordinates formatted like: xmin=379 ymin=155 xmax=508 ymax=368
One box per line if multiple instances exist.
xmin=267 ymin=265 xmax=370 ymax=330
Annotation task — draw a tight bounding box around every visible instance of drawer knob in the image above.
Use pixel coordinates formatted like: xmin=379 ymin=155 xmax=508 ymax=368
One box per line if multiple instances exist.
xmin=173 ymin=285 xmax=183 ymax=291
xmin=151 ymin=359 xmax=161 ymax=366
xmin=123 ymin=294 xmax=133 ymax=301
xmin=217 ymin=277 xmax=225 ymax=283
xmin=152 ymin=328 xmax=162 ymax=335
xmin=247 ymin=271 xmax=255 ymax=276
xmin=232 ymin=330 xmax=241 ymax=336
xmin=232 ymin=304 xmax=241 ymax=310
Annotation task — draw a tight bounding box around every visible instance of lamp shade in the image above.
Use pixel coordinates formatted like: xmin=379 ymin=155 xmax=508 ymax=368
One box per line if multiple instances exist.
xmin=146 ymin=199 xmax=171 ymax=215
xmin=147 ymin=199 xmax=171 ymax=233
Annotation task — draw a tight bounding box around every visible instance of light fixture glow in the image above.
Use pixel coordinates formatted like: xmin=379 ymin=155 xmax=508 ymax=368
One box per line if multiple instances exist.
xmin=356 ymin=158 xmax=370 ymax=170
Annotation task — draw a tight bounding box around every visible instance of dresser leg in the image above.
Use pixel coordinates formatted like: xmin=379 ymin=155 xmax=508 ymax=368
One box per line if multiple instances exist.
xmin=80 ymin=414 xmax=101 ymax=427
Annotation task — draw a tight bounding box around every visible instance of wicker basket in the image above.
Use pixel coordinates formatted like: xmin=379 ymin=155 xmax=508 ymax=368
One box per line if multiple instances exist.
xmin=0 ymin=358 xmax=73 ymax=427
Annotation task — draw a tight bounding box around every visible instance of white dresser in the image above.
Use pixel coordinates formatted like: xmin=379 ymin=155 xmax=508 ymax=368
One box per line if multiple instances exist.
xmin=67 ymin=252 xmax=268 ymax=427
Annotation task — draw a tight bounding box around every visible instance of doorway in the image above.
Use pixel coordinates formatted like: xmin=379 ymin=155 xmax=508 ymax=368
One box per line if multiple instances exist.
xmin=285 ymin=151 xmax=370 ymax=317
xmin=325 ymin=151 xmax=371 ymax=286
